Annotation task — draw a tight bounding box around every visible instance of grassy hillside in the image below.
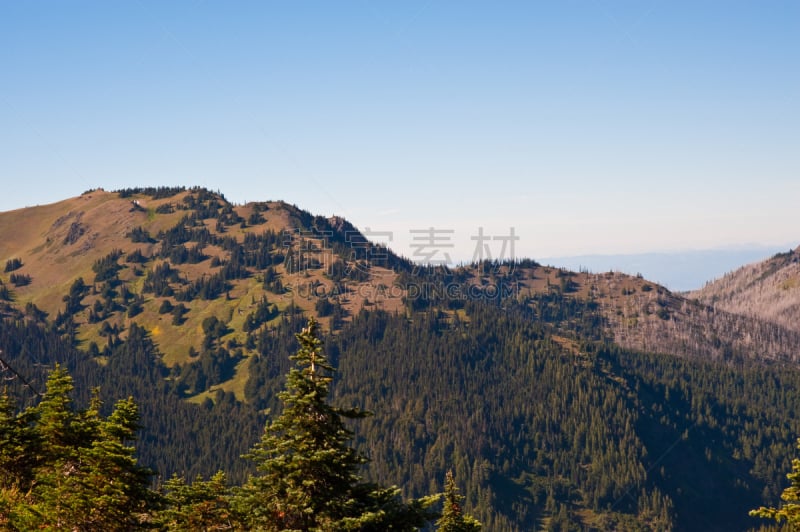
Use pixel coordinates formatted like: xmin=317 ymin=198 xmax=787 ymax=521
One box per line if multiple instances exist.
xmin=2 ymin=187 xmax=799 ymax=405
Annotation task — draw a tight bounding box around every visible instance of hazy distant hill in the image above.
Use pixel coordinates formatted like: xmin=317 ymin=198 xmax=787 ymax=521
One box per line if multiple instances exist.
xmin=691 ymin=246 xmax=800 ymax=333
xmin=543 ymin=246 xmax=793 ymax=292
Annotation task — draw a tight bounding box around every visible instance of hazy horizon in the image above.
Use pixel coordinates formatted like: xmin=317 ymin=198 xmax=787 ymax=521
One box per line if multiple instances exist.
xmin=542 ymin=244 xmax=796 ymax=292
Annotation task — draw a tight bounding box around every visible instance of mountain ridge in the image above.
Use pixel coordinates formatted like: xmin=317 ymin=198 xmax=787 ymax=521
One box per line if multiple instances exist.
xmin=690 ymin=246 xmax=800 ymax=334
xmin=2 ymin=187 xmax=800 ymax=530
xmin=2 ymin=187 xmax=799 ymax=377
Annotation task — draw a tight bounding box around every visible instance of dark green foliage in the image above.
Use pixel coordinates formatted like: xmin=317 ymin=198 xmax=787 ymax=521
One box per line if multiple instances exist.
xmin=263 ymin=266 xmax=285 ymax=293
xmin=92 ymin=249 xmax=123 ymax=283
xmin=157 ymin=217 xmax=194 ymax=246
xmin=0 ymin=388 xmax=39 ymax=491
xmin=117 ymin=186 xmax=186 ymax=199
xmin=750 ymin=439 xmax=800 ymax=526
xmin=305 ymin=303 xmax=800 ymax=530
xmin=155 ymin=202 xmax=175 ymax=214
xmin=24 ymin=302 xmax=47 ymax=322
xmin=178 ymin=347 xmax=240 ymax=396
xmin=156 ymin=471 xmax=236 ymax=529
xmin=4 ymin=258 xmax=23 ymax=273
xmin=62 ymin=277 xmax=88 ymax=315
xmin=127 ymin=294 xmax=144 ymax=317
xmin=2 ymin=285 xmax=800 ymax=530
xmin=330 ymin=300 xmax=346 ymax=330
xmin=608 ymin=348 xmax=800 ymax=530
xmin=0 ymin=367 xmax=157 ymax=530
xmin=167 ymin=317 xmax=240 ymax=395
xmin=165 ymin=243 xmax=190 ymax=264
xmin=142 ymin=261 xmax=180 ymax=297
xmin=176 ymin=271 xmax=229 ymax=301
xmin=171 ymin=303 xmax=189 ymax=325
xmin=0 ymin=281 xmax=11 ymax=302
xmin=127 ymin=226 xmax=155 ymax=243
xmin=280 ymin=206 xmax=412 ymax=273
xmin=244 ymin=314 xmax=306 ymax=407
xmin=158 ymin=299 xmax=173 ymax=314
xmin=237 ymin=318 xmax=437 ymax=530
xmin=179 ymin=189 xmax=227 ymax=219
xmin=162 ymin=242 xmax=208 ymax=264
xmin=217 ymin=205 xmax=244 ymax=227
xmin=315 ymin=296 xmax=334 ymax=317
xmin=202 ymin=316 xmax=229 ymax=343
xmin=437 ymin=470 xmax=482 ymax=531
xmin=248 ymin=211 xmax=265 ymax=225
xmin=9 ymin=273 xmax=31 ymax=287
xmin=0 ymin=318 xmax=263 ymax=486
xmin=126 ymin=248 xmax=149 ymax=264
xmin=242 ymin=296 xmax=278 ymax=332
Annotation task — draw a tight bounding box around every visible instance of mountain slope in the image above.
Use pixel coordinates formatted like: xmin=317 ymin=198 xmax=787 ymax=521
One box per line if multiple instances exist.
xmin=3 ymin=187 xmax=800 ymax=530
xmin=512 ymin=268 xmax=800 ymax=363
xmin=690 ymin=246 xmax=800 ymax=333
xmin=0 ymin=187 xmax=406 ymax=366
xmin=2 ymin=187 xmax=799 ymax=400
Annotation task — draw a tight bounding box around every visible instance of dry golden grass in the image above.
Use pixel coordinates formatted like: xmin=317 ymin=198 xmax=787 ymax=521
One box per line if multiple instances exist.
xmin=0 ymin=190 xmax=187 ymax=315
xmin=0 ymin=190 xmax=422 ymax=377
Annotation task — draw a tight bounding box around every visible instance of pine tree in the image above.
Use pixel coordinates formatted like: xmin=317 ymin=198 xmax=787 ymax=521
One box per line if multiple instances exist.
xmin=79 ymin=396 xmax=158 ymax=529
xmin=157 ymin=471 xmax=236 ymax=530
xmin=2 ymin=365 xmax=157 ymax=530
xmin=0 ymin=387 xmax=40 ymax=491
xmin=237 ymin=317 xmax=436 ymax=531
xmin=750 ymin=438 xmax=800 ymax=526
xmin=25 ymin=364 xmax=86 ymax=528
xmin=0 ymin=387 xmax=41 ymax=529
xmin=436 ymin=470 xmax=481 ymax=532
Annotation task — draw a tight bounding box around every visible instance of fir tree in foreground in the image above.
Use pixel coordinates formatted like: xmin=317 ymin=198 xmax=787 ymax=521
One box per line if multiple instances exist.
xmin=436 ymin=470 xmax=481 ymax=532
xmin=750 ymin=438 xmax=800 ymax=527
xmin=0 ymin=365 xmax=156 ymax=530
xmin=157 ymin=471 xmax=235 ymax=530
xmin=235 ymin=317 xmax=437 ymax=531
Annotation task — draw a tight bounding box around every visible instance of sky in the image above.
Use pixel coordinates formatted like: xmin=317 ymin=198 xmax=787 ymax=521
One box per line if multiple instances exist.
xmin=1 ymin=1 xmax=798 ymax=265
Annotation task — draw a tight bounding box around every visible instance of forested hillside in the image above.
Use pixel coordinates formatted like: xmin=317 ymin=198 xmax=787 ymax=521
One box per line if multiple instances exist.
xmin=1 ymin=188 xmax=800 ymax=530
xmin=3 ymin=296 xmax=800 ymax=529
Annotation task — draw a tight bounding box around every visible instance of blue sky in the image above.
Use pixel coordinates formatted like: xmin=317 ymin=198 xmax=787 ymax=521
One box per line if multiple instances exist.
xmin=1 ymin=1 xmax=798 ymax=262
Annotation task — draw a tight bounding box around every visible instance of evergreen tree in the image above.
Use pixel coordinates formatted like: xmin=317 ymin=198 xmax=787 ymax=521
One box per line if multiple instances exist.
xmin=79 ymin=396 xmax=158 ymax=529
xmin=1 ymin=366 xmax=156 ymax=530
xmin=236 ymin=317 xmax=436 ymax=531
xmin=0 ymin=387 xmax=40 ymax=491
xmin=23 ymin=365 xmax=86 ymax=528
xmin=0 ymin=387 xmax=41 ymax=529
xmin=750 ymin=438 xmax=800 ymax=527
xmin=157 ymin=471 xmax=236 ymax=530
xmin=436 ymin=470 xmax=481 ymax=532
